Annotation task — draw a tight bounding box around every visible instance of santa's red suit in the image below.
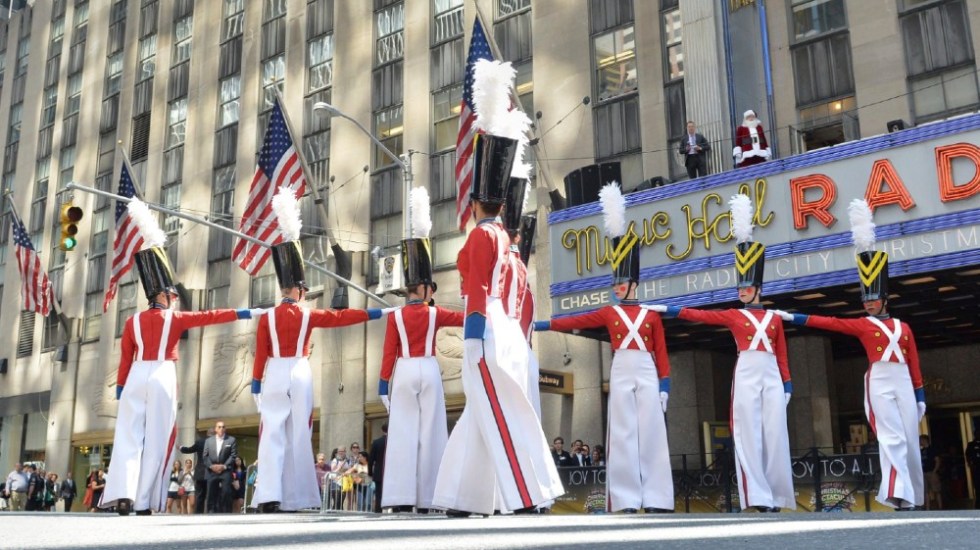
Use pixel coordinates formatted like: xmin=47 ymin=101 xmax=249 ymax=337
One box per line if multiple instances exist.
xmin=733 ymin=113 xmax=771 ymax=168
xmin=101 ymin=307 xmax=244 ymax=512
xmin=432 ymin=218 xmax=563 ymax=514
xmin=379 ymin=302 xmax=463 ymax=510
xmin=671 ymin=305 xmax=796 ymax=510
xmin=251 ymin=302 xmax=372 ymax=511
xmin=544 ymin=303 xmax=673 ymax=511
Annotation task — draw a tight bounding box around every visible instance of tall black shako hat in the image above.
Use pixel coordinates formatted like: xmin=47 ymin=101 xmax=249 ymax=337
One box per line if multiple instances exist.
xmin=599 ymin=182 xmax=639 ymax=284
xmin=730 ymin=194 xmax=765 ymax=289
xmin=518 ymin=214 xmax=536 ymax=266
xmin=470 ymin=134 xmax=518 ymax=205
xmin=126 ymin=197 xmax=178 ymax=300
xmin=849 ymin=199 xmax=888 ymax=301
xmin=503 ymin=177 xmax=528 ymax=236
xmin=272 ymin=240 xmax=307 ymax=290
xmin=402 ymin=186 xmax=436 ymax=291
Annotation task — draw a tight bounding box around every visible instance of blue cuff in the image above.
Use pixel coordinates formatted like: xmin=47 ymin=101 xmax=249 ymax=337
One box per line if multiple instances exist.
xmin=367 ymin=308 xmax=382 ymax=320
xmin=116 ymin=385 xmax=123 ymax=400
xmin=533 ymin=320 xmax=551 ymax=332
xmin=790 ymin=314 xmax=809 ymax=326
xmin=784 ymin=381 xmax=793 ymax=394
xmin=464 ymin=313 xmax=487 ymax=340
xmin=665 ymin=306 xmax=682 ymax=318
xmin=236 ymin=308 xmax=251 ymax=319
xmin=914 ymin=387 xmax=926 ymax=403
xmin=378 ymin=379 xmax=389 ymax=396
xmin=251 ymin=379 xmax=262 ymax=395
xmin=659 ymin=377 xmax=670 ymax=393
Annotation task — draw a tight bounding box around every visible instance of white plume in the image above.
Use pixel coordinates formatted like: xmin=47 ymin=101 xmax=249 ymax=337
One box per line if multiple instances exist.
xmin=410 ymin=186 xmax=432 ymax=239
xmin=272 ymin=186 xmax=303 ymax=242
xmin=848 ymin=198 xmax=876 ymax=253
xmin=728 ymin=193 xmax=754 ymax=244
xmin=127 ymin=198 xmax=167 ymax=248
xmin=599 ymin=182 xmax=627 ymax=238
xmin=473 ymin=59 xmax=529 ymax=142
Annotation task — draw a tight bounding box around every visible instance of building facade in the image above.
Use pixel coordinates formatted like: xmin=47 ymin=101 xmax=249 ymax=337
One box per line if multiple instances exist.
xmin=0 ymin=0 xmax=978 ymax=509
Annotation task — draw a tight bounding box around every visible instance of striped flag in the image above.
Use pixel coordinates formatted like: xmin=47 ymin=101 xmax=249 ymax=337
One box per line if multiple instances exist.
xmin=232 ymin=97 xmax=307 ymax=275
xmin=104 ymin=160 xmax=144 ymax=312
xmin=11 ymin=208 xmax=54 ymax=317
xmin=455 ymin=18 xmax=494 ymax=231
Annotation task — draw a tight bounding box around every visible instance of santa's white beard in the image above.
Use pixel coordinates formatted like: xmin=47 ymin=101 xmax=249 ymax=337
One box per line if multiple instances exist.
xmin=743 ymin=119 xmax=761 ymax=129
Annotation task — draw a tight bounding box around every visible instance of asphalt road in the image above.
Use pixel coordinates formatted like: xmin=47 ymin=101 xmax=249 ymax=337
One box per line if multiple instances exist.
xmin=4 ymin=510 xmax=979 ymax=549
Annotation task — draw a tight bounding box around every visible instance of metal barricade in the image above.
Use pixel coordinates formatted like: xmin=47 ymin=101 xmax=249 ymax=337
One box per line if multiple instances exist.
xmin=320 ymin=473 xmax=375 ymax=513
xmin=243 ymin=464 xmax=258 ymax=514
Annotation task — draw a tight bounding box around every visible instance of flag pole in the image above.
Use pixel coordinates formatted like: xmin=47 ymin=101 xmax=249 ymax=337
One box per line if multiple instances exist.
xmin=65 ymin=182 xmax=392 ymax=307
xmin=472 ymin=2 xmax=562 ymax=205
xmin=116 ymin=142 xmax=146 ymax=199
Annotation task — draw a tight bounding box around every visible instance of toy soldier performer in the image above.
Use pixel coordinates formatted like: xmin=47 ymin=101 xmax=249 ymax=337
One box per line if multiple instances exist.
xmin=251 ymin=189 xmax=388 ymax=513
xmin=535 ymin=182 xmax=674 ymax=514
xmin=378 ymin=187 xmax=463 ymax=513
xmin=650 ymin=194 xmax=795 ymax=513
xmin=776 ymin=199 xmax=925 ymax=510
xmin=101 ymin=199 xmax=260 ymax=515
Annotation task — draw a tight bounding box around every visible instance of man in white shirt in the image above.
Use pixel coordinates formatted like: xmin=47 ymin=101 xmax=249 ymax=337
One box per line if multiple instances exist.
xmin=5 ymin=463 xmax=29 ymax=511
xmin=678 ymin=121 xmax=711 ymax=178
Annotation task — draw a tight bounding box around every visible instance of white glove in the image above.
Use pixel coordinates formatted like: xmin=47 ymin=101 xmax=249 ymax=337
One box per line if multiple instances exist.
xmin=381 ymin=395 xmax=391 ymax=413
xmin=252 ymin=393 xmax=262 ymax=411
xmin=660 ymin=392 xmax=669 ymax=413
xmin=643 ymin=304 xmax=668 ymax=313
xmin=785 ymin=393 xmax=792 ymax=406
xmin=917 ymin=401 xmax=926 ymax=421
xmin=464 ymin=338 xmax=485 ymax=367
xmin=250 ymin=308 xmax=268 ymax=317
xmin=380 ymin=307 xmax=400 ymax=316
xmin=772 ymin=310 xmax=794 ymax=322
xmin=761 ymin=148 xmax=771 ymax=159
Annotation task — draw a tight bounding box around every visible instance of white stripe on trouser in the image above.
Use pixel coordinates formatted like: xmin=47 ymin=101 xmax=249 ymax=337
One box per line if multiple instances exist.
xmin=606 ymin=350 xmax=673 ymax=511
xmin=381 ymin=356 xmax=448 ymax=509
xmin=100 ymin=360 xmax=178 ymax=512
xmin=864 ymin=361 xmax=923 ymax=508
xmin=730 ymin=350 xmax=796 ymax=510
xmin=432 ymin=299 xmax=564 ymax=514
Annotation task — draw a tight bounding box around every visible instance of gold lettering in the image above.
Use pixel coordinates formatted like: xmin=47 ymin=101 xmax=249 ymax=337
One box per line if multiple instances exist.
xmin=729 ymin=0 xmax=756 ymax=13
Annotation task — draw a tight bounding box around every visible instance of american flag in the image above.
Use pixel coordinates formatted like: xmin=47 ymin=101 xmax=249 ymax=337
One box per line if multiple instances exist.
xmin=103 ymin=160 xmax=143 ymax=312
xmin=455 ymin=18 xmax=494 ymax=231
xmin=11 ymin=209 xmax=54 ymax=317
xmin=232 ymin=97 xmax=306 ymax=275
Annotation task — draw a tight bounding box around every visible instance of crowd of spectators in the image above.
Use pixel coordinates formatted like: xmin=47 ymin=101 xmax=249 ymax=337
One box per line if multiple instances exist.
xmin=551 ymin=437 xmax=605 ymax=469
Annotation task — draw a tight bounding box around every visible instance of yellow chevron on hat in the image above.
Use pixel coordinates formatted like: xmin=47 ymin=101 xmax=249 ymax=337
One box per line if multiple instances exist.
xmin=734 ymin=241 xmax=765 ymax=275
xmin=609 ymin=231 xmax=639 ymax=271
xmin=857 ymin=251 xmax=888 ymax=288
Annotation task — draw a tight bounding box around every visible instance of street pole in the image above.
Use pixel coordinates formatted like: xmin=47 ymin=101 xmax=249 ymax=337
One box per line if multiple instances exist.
xmin=64 ymin=182 xmax=392 ymax=307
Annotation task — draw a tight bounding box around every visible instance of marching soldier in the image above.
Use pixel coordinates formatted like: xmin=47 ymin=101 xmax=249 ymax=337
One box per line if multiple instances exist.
xmin=776 ymin=199 xmax=925 ymax=510
xmin=101 ymin=200 xmax=260 ymax=515
xmin=651 ymin=194 xmax=795 ymax=513
xmin=535 ymin=182 xmax=673 ymax=514
xmin=378 ymin=188 xmax=463 ymax=513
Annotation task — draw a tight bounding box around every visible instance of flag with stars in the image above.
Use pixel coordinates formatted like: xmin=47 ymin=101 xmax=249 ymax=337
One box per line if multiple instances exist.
xmin=232 ymin=97 xmax=307 ymax=275
xmin=104 ymin=159 xmax=143 ymax=312
xmin=455 ymin=17 xmax=494 ymax=231
xmin=11 ymin=207 xmax=54 ymax=316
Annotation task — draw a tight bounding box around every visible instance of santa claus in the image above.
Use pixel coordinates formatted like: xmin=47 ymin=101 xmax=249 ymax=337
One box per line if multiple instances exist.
xmin=733 ymin=110 xmax=771 ymax=168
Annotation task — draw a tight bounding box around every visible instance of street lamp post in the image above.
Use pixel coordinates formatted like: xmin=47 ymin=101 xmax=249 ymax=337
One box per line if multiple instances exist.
xmin=313 ymin=102 xmax=414 ymax=239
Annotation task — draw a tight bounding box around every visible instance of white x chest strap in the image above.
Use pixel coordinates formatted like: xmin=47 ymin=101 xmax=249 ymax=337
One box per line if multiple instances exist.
xmin=738 ymin=309 xmax=774 ymax=354
xmin=866 ymin=316 xmax=906 ymax=364
xmin=611 ymin=306 xmax=646 ymax=350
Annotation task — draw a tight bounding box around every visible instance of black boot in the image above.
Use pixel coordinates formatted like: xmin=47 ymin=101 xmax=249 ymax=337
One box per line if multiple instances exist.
xmin=259 ymin=501 xmax=281 ymax=514
xmin=416 ymin=508 xmax=429 ymax=515
xmin=116 ymin=499 xmax=133 ymax=516
xmin=445 ymin=509 xmax=472 ymax=518
xmin=644 ymin=507 xmax=674 ymax=514
xmin=135 ymin=509 xmax=152 ymax=516
xmin=513 ymin=506 xmax=537 ymax=515
xmin=621 ymin=508 xmax=638 ymax=514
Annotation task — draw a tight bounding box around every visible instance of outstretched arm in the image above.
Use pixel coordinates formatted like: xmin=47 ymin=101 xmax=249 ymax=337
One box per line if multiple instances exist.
xmin=309 ymin=308 xmax=375 ymax=328
xmin=537 ymin=308 xmax=608 ymax=333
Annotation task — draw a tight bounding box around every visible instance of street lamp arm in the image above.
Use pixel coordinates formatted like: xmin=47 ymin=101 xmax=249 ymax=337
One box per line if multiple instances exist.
xmin=313 ymin=103 xmax=406 ymax=172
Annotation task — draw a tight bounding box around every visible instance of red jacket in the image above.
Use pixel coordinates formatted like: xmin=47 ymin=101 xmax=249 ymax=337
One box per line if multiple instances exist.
xmin=520 ymin=285 xmax=535 ymax=343
xmin=550 ymin=304 xmax=670 ymax=379
xmin=253 ymin=302 xmax=369 ymax=381
xmin=118 ymin=308 xmax=239 ymax=386
xmin=503 ymin=248 xmax=529 ymax=320
xmin=379 ymin=302 xmax=464 ymax=382
xmin=678 ymin=307 xmax=791 ymax=383
xmin=459 ymin=221 xmax=510 ymax=320
xmin=803 ymin=315 xmax=923 ymax=390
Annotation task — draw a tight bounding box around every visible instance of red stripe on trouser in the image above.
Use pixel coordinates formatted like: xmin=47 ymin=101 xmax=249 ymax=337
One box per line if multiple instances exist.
xmin=478 ymin=357 xmax=533 ymax=509
xmin=888 ymin=467 xmax=897 ymax=499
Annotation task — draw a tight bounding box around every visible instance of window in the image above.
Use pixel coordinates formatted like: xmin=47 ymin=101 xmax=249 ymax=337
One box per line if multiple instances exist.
xmin=7 ymin=104 xmax=22 ymax=144
xmin=430 ymin=0 xmax=464 ymax=155
xmin=83 ymin=292 xmax=102 ymax=342
xmin=432 ymin=85 xmax=462 ymax=151
xmin=140 ymin=0 xmax=160 ymax=38
xmin=308 ymin=34 xmax=334 ymax=92
xmin=138 ymin=35 xmax=157 ymax=82
xmin=261 ymin=54 xmax=286 ymax=113
xmin=16 ymin=36 xmax=29 ymax=77
xmin=792 ymin=0 xmax=846 ymax=41
xmin=594 ymin=95 xmax=642 ymax=160
xmin=429 ymin=201 xmax=466 ymax=267
xmin=50 ymin=17 xmax=65 ymax=56
xmin=105 ymin=52 xmax=123 ymax=96
xmin=303 ymin=90 xmax=331 ymax=186
xmin=207 ymin=261 xmax=231 ymax=309
xmin=116 ymin=281 xmax=137 ymax=337
xmin=376 ymin=2 xmax=405 ymax=66
xmin=250 ymin=263 xmax=278 ymax=307
xmin=497 ymin=0 xmax=531 ymax=18
xmin=663 ymin=9 xmax=683 ymax=81
xmin=17 ymin=310 xmax=35 ymax=358
xmin=173 ymin=16 xmax=193 ymax=65
xmin=219 ymin=75 xmax=241 ymax=127
xmin=373 ymin=106 xmax=404 ymax=169
xmin=209 ymin=166 xmax=236 ymax=262
xmin=591 ymin=0 xmax=633 ymax=34
xmin=792 ymin=34 xmax=854 ymax=106
xmin=167 ymin=99 xmax=187 ymax=148
xmin=593 ymin=26 xmax=637 ymax=102
xmin=164 ymin=146 xmax=184 ymax=185
xmin=494 ymin=6 xmax=531 ymax=64
xmin=308 ymin=0 xmax=334 ymax=38
xmin=265 ymin=0 xmax=287 ymax=20
xmin=73 ymin=1 xmax=89 ymax=27
xmin=433 ymin=0 xmax=464 ymax=44
xmin=214 ymin=125 xmax=238 ymax=167
xmin=65 ymin=73 xmax=82 ymax=115
xmin=910 ymin=65 xmax=980 ymax=120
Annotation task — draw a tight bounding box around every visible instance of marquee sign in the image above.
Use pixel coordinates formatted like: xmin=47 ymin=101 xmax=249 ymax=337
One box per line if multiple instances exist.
xmin=548 ymin=115 xmax=980 ymax=317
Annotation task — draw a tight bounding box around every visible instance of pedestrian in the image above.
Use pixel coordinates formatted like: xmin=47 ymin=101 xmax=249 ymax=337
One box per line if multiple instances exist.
xmin=44 ymin=473 xmax=58 ymax=511
xmin=655 ymin=194 xmax=795 ymax=513
xmin=592 ymin=445 xmax=606 ymax=467
xmin=250 ymin=215 xmax=387 ymax=514
xmin=921 ymin=435 xmax=942 ymax=510
xmin=166 ymin=461 xmax=182 ymax=514
xmin=777 ymin=200 xmax=925 ymax=511
xmin=537 ymin=183 xmax=673 ymax=514
xmin=315 ymin=453 xmax=330 ymax=499
xmin=369 ymin=424 xmax=388 ymax=513
xmin=551 ymin=438 xmax=572 ymax=468
xmin=679 ymin=120 xmax=711 ymax=178
xmin=101 ymin=208 xmax=261 ymax=516
xmin=378 ymin=200 xmax=464 ymax=514
xmin=342 ymin=452 xmax=372 ymax=511
xmin=180 ymin=459 xmax=195 ymax=514
xmin=966 ymin=429 xmax=980 ymax=509
xmin=231 ymin=456 xmax=247 ymax=514
xmin=60 ymin=472 xmax=77 ymax=512
xmin=26 ymin=465 xmax=44 ymax=511
xmin=203 ymin=420 xmax=238 ymax=514
xmin=733 ymin=110 xmax=771 ymax=168
xmin=179 ymin=428 xmax=213 ymax=514
xmin=5 ymin=463 xmax=29 ymax=511
xmin=88 ymin=469 xmax=105 ymax=513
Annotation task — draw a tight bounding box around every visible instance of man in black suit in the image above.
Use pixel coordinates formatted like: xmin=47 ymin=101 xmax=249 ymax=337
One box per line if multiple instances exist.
xmin=551 ymin=437 xmax=572 ymax=468
xmin=369 ymin=422 xmax=388 ymax=513
xmin=179 ymin=428 xmax=214 ymax=514
xmin=59 ymin=472 xmax=78 ymax=512
xmin=203 ymin=421 xmax=237 ymax=513
xmin=678 ymin=121 xmax=711 ymax=179
xmin=573 ymin=445 xmax=592 ymax=468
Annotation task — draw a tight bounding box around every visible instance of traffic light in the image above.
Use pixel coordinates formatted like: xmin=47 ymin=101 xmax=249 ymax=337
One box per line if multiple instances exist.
xmin=59 ymin=202 xmax=83 ymax=251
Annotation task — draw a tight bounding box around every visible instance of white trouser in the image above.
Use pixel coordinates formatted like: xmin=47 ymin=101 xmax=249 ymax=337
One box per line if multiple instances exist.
xmin=382 ymin=356 xmax=448 ymax=509
xmin=605 ymin=350 xmax=673 ymax=511
xmin=730 ymin=350 xmax=796 ymax=510
xmin=865 ymin=361 xmax=923 ymax=508
xmin=252 ymin=356 xmax=320 ymax=511
xmin=526 ymin=345 xmax=541 ymax=420
xmin=101 ymin=360 xmax=178 ymax=512
xmin=433 ymin=299 xmax=564 ymax=514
